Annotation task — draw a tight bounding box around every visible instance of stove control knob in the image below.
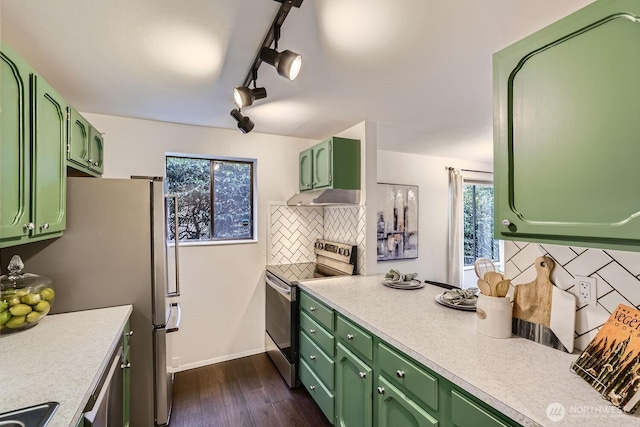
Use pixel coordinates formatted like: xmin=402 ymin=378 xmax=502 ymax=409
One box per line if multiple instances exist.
xmin=344 ymin=249 xmax=350 ymax=257
xmin=337 ymin=248 xmax=344 ymax=255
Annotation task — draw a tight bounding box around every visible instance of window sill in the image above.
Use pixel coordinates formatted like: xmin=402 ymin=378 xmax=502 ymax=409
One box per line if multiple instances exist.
xmin=167 ymin=239 xmax=258 ymax=247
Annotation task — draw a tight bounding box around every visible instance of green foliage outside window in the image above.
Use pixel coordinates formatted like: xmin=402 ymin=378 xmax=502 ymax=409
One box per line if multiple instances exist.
xmin=463 ymin=183 xmax=499 ymax=266
xmin=165 ymin=156 xmax=254 ymax=242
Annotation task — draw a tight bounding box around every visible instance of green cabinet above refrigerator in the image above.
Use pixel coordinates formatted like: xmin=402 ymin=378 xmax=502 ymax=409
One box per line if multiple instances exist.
xmin=493 ymin=0 xmax=640 ymax=251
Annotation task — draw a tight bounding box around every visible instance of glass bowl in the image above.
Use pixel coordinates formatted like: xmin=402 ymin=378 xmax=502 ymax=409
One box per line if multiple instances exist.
xmin=0 ymin=255 xmax=55 ymax=335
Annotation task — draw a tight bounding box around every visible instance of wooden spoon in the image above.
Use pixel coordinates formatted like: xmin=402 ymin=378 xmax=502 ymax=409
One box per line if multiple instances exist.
xmin=484 ymin=272 xmax=504 ymax=296
xmin=477 ymin=279 xmax=491 ymax=296
xmin=495 ymin=279 xmax=511 ymax=297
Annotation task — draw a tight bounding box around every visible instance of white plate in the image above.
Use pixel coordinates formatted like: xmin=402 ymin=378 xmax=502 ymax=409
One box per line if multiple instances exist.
xmin=382 ymin=279 xmax=424 ymax=290
xmin=435 ymin=293 xmax=477 ymax=311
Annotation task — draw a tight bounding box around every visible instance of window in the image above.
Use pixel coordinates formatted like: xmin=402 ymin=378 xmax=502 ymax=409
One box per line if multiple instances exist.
xmin=463 ymin=182 xmax=499 ymax=265
xmin=165 ymin=155 xmax=256 ymax=243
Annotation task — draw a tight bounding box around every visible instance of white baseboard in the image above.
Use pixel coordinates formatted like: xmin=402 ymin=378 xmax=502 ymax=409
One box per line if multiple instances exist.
xmin=168 ymin=347 xmax=265 ymax=373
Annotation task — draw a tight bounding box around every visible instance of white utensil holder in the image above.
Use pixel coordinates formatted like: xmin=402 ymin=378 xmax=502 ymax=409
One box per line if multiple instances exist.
xmin=476 ymin=294 xmax=512 ymax=338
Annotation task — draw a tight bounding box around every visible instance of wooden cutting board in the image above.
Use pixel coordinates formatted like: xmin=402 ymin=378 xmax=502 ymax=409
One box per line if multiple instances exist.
xmin=512 ymin=256 xmax=576 ymax=352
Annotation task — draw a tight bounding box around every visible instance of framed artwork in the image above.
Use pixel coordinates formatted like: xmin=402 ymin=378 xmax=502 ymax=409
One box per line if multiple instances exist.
xmin=376 ymin=183 xmax=418 ymax=261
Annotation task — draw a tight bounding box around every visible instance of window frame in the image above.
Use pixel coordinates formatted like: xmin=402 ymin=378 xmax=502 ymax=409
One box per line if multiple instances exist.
xmin=165 ymin=152 xmax=258 ymax=246
xmin=462 ymin=178 xmax=502 ymax=268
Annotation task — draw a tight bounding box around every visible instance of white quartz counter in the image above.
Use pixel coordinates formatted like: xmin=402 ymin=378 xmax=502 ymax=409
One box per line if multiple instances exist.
xmin=299 ymin=275 xmax=640 ymax=427
xmin=0 ymin=305 xmax=132 ymax=427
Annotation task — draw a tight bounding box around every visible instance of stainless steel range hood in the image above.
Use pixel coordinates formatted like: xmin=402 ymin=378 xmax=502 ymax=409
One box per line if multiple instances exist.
xmin=286 ymin=189 xmax=360 ymax=206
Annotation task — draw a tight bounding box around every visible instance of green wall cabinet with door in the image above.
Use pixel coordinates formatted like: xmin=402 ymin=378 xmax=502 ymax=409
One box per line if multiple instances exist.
xmin=67 ymin=107 xmax=104 ymax=176
xmin=1 ymin=44 xmax=67 ymax=248
xmin=493 ymin=0 xmax=640 ymax=251
xmin=299 ymin=137 xmax=361 ymax=192
xmin=298 ymin=290 xmax=520 ymax=427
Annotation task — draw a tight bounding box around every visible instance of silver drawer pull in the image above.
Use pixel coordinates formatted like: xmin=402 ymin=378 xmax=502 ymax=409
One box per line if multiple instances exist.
xmin=377 ymin=387 xmax=385 ymax=395
xmin=127 ymin=330 xmax=134 ymax=337
xmin=309 ymin=306 xmax=316 ymax=312
xmin=396 ymin=370 xmax=405 ymax=378
xmin=501 ymin=219 xmax=511 ymax=227
xmin=309 ymin=329 xmax=316 ymax=334
xmin=121 ymin=362 xmax=131 ymax=369
xmin=347 ymin=333 xmax=354 ymax=340
xmin=359 ymin=372 xmax=366 ymax=379
xmin=309 ymin=355 xmax=316 ymax=360
xmin=309 ymin=385 xmax=316 ymax=390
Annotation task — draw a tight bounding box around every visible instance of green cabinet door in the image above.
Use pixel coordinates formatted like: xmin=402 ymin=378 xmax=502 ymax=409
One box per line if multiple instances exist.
xmin=67 ymin=107 xmax=90 ymax=168
xmin=300 ymin=148 xmax=313 ymax=191
xmin=377 ymin=377 xmax=438 ymax=427
xmin=335 ymin=342 xmax=372 ymax=427
xmin=494 ymin=0 xmax=640 ymax=250
xmin=31 ymin=75 xmax=67 ymax=237
xmin=0 ymin=46 xmax=31 ymax=242
xmin=88 ymin=126 xmax=104 ymax=175
xmin=313 ymin=140 xmax=332 ymax=189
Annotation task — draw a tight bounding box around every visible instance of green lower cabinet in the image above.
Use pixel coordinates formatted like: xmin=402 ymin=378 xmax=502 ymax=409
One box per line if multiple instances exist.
xmin=335 ymin=342 xmax=373 ymax=427
xmin=300 ymin=358 xmax=335 ymax=422
xmin=377 ymin=377 xmax=438 ymax=427
xmin=450 ymin=389 xmax=511 ymax=427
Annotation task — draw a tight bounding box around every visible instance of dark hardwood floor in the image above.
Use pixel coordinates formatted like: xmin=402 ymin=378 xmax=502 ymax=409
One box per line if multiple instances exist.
xmin=169 ymin=353 xmax=333 ymax=427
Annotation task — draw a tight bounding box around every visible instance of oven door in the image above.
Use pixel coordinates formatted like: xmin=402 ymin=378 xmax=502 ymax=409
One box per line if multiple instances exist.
xmin=265 ymin=272 xmax=297 ymax=363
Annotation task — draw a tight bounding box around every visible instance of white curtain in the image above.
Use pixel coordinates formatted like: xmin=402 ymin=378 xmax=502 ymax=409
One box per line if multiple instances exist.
xmin=447 ymin=167 xmax=463 ymax=287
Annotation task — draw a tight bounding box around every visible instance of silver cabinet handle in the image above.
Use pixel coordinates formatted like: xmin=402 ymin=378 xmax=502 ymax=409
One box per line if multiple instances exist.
xmin=127 ymin=330 xmax=134 ymax=337
xmin=396 ymin=370 xmax=405 ymax=378
xmin=120 ymin=362 xmax=131 ymax=369
xmin=309 ymin=355 xmax=316 ymax=360
xmin=309 ymin=306 xmax=316 ymax=312
xmin=309 ymin=329 xmax=316 ymax=334
xmin=87 ymin=158 xmax=93 ymax=163
xmin=347 ymin=333 xmax=354 ymax=340
xmin=39 ymin=223 xmax=49 ymax=230
xmin=359 ymin=372 xmax=366 ymax=379
xmin=377 ymin=387 xmax=385 ymax=395
xmin=501 ymin=219 xmax=511 ymax=227
xmin=23 ymin=223 xmax=35 ymax=232
xmin=309 ymin=385 xmax=316 ymax=390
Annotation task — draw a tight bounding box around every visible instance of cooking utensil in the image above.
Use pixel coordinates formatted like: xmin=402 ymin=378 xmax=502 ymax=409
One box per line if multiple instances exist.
xmin=477 ymin=279 xmax=491 ymax=296
xmin=474 ymin=258 xmax=495 ymax=279
xmin=495 ymin=279 xmax=511 ymax=297
xmin=484 ymin=271 xmax=504 ymax=297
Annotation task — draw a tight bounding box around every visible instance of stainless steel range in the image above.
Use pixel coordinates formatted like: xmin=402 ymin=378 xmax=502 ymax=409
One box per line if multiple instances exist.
xmin=265 ymin=239 xmax=357 ymax=387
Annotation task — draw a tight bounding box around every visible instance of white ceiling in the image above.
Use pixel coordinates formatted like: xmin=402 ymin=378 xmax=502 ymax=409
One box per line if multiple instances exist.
xmin=1 ymin=0 xmax=594 ymax=163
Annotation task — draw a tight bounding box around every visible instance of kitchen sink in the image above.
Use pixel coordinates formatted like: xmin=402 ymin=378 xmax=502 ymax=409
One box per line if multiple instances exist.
xmin=0 ymin=402 xmax=59 ymax=427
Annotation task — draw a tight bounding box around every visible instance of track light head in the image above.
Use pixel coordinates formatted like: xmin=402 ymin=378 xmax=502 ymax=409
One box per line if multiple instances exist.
xmin=260 ymin=47 xmax=302 ymax=81
xmin=233 ymin=86 xmax=267 ymax=108
xmin=230 ymin=109 xmax=255 ymax=134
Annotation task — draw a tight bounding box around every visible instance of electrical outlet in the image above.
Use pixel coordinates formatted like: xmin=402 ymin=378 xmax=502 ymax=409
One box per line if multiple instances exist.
xmin=576 ymin=275 xmax=597 ymax=306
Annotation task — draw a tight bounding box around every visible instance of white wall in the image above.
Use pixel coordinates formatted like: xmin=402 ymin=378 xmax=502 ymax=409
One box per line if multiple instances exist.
xmin=84 ymin=113 xmax=317 ymax=370
xmin=376 ymin=150 xmax=492 ymax=284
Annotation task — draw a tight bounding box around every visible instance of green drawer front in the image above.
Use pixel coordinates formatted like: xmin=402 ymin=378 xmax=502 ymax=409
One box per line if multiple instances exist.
xmin=336 ymin=315 xmax=373 ymax=361
xmin=300 ymin=331 xmax=335 ymax=390
xmin=300 ymin=291 xmax=334 ymax=330
xmin=300 ymin=311 xmax=335 ymax=356
xmin=451 ymin=389 xmax=511 ymax=427
xmin=300 ymin=358 xmax=335 ymax=423
xmin=378 ymin=343 xmax=438 ymax=412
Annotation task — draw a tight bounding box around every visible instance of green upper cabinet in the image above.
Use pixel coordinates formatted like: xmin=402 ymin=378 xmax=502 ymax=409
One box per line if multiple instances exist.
xmin=299 ymin=147 xmax=313 ymax=191
xmin=32 ymin=74 xmax=67 ymax=237
xmin=1 ymin=44 xmax=67 ymax=248
xmin=494 ymin=0 xmax=640 ymax=250
xmin=0 ymin=46 xmax=31 ymax=243
xmin=67 ymin=108 xmax=104 ymax=176
xmin=299 ymin=137 xmax=361 ymax=192
xmin=335 ymin=342 xmax=372 ymax=427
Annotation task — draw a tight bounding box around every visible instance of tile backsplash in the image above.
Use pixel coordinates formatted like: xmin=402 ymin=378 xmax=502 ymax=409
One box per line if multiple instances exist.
xmin=268 ymin=204 xmax=367 ymax=275
xmin=505 ymin=241 xmax=640 ymax=351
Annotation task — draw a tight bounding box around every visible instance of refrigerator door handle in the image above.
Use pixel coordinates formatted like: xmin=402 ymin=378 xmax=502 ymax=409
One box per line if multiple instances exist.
xmin=166 ymin=194 xmax=181 ymax=298
xmin=167 ymin=302 xmax=182 ymax=333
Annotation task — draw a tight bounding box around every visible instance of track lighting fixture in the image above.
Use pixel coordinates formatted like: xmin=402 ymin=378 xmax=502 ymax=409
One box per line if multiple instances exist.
xmin=260 ymin=47 xmax=302 ymax=81
xmin=230 ymin=0 xmax=304 ymax=133
xmin=233 ymin=86 xmax=267 ymax=108
xmin=230 ymin=109 xmax=255 ymax=134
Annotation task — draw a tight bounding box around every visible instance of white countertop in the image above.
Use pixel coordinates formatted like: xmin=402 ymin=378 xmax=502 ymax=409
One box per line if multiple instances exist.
xmin=0 ymin=305 xmax=132 ymax=427
xmin=299 ymin=274 xmax=640 ymax=427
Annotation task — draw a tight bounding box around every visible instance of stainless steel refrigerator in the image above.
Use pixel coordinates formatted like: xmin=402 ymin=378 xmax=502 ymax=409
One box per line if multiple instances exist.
xmin=0 ymin=176 xmax=181 ymax=427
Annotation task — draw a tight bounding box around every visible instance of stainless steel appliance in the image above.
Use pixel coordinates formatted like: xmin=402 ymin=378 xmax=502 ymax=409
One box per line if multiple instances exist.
xmin=265 ymin=239 xmax=357 ymax=387
xmin=0 ymin=177 xmax=181 ymax=427
xmin=83 ymin=345 xmax=124 ymax=426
